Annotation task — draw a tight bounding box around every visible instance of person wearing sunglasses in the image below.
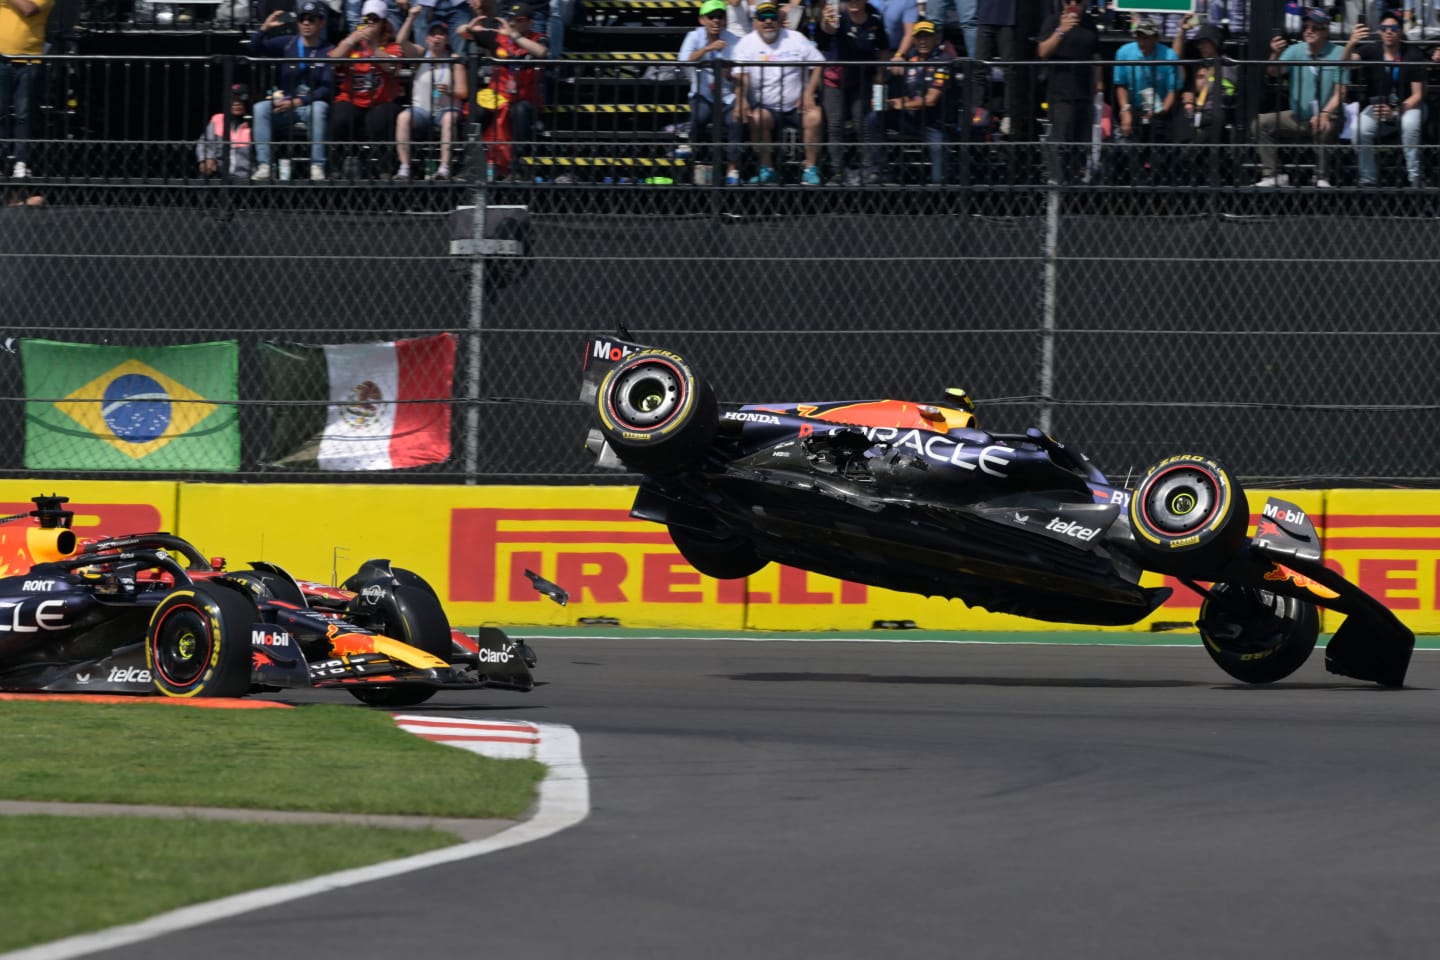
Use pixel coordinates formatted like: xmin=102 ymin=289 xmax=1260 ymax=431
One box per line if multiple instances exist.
xmin=1347 ymin=13 xmax=1426 ymax=187
xmin=249 ymin=1 xmax=335 ymax=181
xmin=328 ymin=0 xmax=405 ymax=178
xmin=1252 ymin=7 xmax=1346 ymax=187
xmin=731 ymin=0 xmax=825 ymax=184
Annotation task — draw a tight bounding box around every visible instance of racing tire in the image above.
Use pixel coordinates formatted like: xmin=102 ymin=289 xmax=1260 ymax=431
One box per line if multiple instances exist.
xmin=1128 ymin=454 xmax=1249 ymax=578
xmin=595 ymin=349 xmax=718 ymax=472
xmin=669 ymin=525 xmax=766 ymax=580
xmin=146 ymin=582 xmax=256 ymax=698
xmin=345 ymin=582 xmax=452 ymax=708
xmin=1197 ymin=582 xmax=1320 ymax=684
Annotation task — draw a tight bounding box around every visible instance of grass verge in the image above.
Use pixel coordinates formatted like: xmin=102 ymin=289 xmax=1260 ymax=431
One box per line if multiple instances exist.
xmin=0 ymin=816 xmax=457 ymax=953
xmin=0 ymin=700 xmax=548 ymax=952
xmin=0 ymin=700 xmax=545 ymax=817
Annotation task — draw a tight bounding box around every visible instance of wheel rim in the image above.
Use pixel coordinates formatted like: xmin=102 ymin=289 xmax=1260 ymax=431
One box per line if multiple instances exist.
xmin=610 ymin=362 xmax=683 ymax=430
xmin=153 ymin=604 xmax=212 ymax=688
xmin=1143 ymin=466 xmax=1220 ymax=536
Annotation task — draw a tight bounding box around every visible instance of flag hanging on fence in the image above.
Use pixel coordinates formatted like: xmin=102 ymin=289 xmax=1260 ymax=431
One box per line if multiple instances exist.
xmin=260 ymin=333 xmax=456 ymax=471
xmin=21 ymin=339 xmax=240 ymax=472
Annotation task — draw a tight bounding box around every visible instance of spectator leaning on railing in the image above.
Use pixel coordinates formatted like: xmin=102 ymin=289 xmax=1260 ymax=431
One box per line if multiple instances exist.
xmin=0 ymin=0 xmax=53 ymax=179
xmin=680 ymin=0 xmax=742 ymax=185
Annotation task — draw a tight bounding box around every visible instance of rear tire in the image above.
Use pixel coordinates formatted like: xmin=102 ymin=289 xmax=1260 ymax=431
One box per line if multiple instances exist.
xmin=595 ymin=349 xmax=718 ymax=472
xmin=1198 ymin=583 xmax=1319 ymax=684
xmin=669 ymin=525 xmax=766 ymax=580
xmin=1128 ymin=454 xmax=1248 ymax=578
xmin=146 ymin=582 xmax=255 ymax=698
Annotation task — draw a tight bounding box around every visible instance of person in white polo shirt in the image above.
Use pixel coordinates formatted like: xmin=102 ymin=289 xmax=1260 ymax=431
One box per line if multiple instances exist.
xmin=732 ymin=0 xmax=825 ymax=184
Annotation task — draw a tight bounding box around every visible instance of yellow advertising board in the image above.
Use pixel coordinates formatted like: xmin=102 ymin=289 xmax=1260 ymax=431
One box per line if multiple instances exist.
xmin=0 ymin=481 xmax=1434 ymax=635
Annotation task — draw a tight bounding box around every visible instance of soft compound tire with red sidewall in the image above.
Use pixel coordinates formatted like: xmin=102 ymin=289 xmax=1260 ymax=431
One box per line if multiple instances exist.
xmin=145 ymin=581 xmax=256 ymax=698
xmin=1128 ymin=454 xmax=1249 ymax=579
xmin=595 ymin=349 xmax=718 ymax=472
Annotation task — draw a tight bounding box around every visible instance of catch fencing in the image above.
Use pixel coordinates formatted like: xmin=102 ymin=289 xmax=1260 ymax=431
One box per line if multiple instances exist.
xmin=2 ymin=53 xmax=1439 ymax=485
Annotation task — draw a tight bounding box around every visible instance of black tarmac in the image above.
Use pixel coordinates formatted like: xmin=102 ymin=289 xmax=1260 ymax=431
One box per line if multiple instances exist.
xmin=92 ymin=638 xmax=1440 ymax=960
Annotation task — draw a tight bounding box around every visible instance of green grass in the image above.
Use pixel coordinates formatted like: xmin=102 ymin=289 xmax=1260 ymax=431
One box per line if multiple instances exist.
xmin=0 ymin=700 xmax=549 ymax=952
xmin=0 ymin=700 xmax=545 ymax=817
xmin=0 ymin=816 xmax=458 ymax=953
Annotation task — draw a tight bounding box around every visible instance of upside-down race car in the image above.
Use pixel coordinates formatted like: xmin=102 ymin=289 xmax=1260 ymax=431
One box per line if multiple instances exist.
xmin=0 ymin=496 xmax=564 ymax=705
xmin=580 ymin=335 xmax=1415 ymax=687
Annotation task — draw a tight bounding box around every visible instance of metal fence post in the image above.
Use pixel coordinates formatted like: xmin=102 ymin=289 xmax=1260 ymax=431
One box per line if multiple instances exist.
xmin=463 ymin=124 xmax=489 ymax=484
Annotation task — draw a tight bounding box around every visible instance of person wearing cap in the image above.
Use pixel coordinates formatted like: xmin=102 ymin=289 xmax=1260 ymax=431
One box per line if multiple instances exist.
xmin=0 ymin=0 xmax=52 ymax=179
xmin=395 ymin=5 xmax=470 ymax=180
xmin=732 ymin=0 xmax=825 ymax=184
xmin=863 ymin=19 xmax=950 ymax=184
xmin=815 ymin=0 xmax=890 ymax=186
xmin=1253 ymin=7 xmax=1347 ymax=187
xmin=196 ymin=83 xmax=255 ymax=180
xmin=1346 ymin=13 xmax=1426 ymax=188
xmin=1112 ymin=16 xmax=1180 ymax=181
xmin=473 ymin=0 xmax=548 ymax=179
xmin=680 ymin=0 xmax=742 ymax=185
xmin=250 ymin=2 xmax=335 ymax=181
xmin=328 ymin=0 xmax=406 ymax=178
xmin=1170 ymin=15 xmax=1236 ymax=153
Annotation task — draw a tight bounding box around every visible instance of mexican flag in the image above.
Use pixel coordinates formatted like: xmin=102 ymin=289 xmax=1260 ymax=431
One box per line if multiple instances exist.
xmin=21 ymin=339 xmax=240 ymax=472
xmin=261 ymin=333 xmax=457 ymax=471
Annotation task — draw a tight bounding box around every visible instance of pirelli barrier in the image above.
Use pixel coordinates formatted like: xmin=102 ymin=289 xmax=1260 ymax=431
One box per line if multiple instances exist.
xmin=1 ymin=482 xmax=1436 ymax=635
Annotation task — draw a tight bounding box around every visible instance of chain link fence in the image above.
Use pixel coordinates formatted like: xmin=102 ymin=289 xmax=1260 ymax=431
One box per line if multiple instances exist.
xmin=3 ymin=53 xmax=1439 ymax=485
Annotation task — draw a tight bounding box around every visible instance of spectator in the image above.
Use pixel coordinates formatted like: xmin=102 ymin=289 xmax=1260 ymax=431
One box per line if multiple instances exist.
xmin=863 ymin=18 xmax=949 ymax=184
xmin=328 ymin=0 xmax=406 ymax=178
xmin=473 ymin=0 xmax=547 ymax=179
xmin=815 ymin=0 xmax=889 ymax=186
xmin=680 ymin=0 xmax=742 ymax=185
xmin=1171 ymin=16 xmax=1234 ymax=146
xmin=420 ymin=0 xmax=473 ymax=51
xmin=1348 ymin=16 xmax=1426 ymax=187
xmin=396 ymin=15 xmax=469 ymax=180
xmin=882 ymin=0 xmax=918 ymax=60
xmin=1253 ymin=7 xmax=1347 ymax=188
xmin=250 ymin=2 xmax=335 ymax=182
xmin=0 ymin=0 xmax=53 ymax=179
xmin=196 ymin=83 xmax=255 ymax=180
xmin=732 ymin=0 xmax=825 ymax=184
xmin=971 ymin=0 xmax=1026 ymax=138
xmin=1037 ymin=0 xmax=1101 ymax=183
xmin=1113 ymin=17 xmax=1180 ymax=181
xmin=928 ymin=0 xmax=977 ymax=59
xmin=725 ymin=0 xmax=753 ymax=37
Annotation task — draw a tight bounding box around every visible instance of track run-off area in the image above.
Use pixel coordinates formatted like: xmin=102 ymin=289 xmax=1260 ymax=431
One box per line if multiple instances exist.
xmin=7 ymin=633 xmax=1440 ymax=960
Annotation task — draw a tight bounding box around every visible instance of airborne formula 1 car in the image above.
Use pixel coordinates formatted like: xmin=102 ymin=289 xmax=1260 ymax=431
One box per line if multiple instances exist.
xmin=580 ymin=335 xmax=1415 ymax=687
xmin=0 ymin=496 xmax=561 ymax=705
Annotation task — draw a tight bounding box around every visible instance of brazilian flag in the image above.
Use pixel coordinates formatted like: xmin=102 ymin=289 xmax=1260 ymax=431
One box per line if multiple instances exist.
xmin=22 ymin=339 xmax=240 ymax=472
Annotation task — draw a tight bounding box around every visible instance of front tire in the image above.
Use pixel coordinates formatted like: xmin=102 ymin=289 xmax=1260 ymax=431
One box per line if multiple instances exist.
xmin=1198 ymin=582 xmax=1320 ymax=684
xmin=146 ymin=582 xmax=256 ymax=698
xmin=595 ymin=349 xmax=718 ymax=471
xmin=344 ymin=578 xmax=452 ymax=708
xmin=1128 ymin=454 xmax=1249 ymax=578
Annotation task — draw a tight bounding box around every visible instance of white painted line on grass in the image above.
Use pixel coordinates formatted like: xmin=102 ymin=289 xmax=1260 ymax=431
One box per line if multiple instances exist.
xmin=0 ymin=720 xmax=589 ymax=960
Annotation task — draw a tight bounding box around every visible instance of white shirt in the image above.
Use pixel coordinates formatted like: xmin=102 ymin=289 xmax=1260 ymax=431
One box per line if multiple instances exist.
xmin=733 ymin=28 xmax=824 ymax=110
xmin=680 ymin=26 xmax=741 ymax=103
xmin=411 ymin=51 xmax=461 ymax=113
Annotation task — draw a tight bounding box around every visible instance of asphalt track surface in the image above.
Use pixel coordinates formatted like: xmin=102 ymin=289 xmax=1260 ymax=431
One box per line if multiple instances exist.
xmin=70 ymin=638 xmax=1440 ymax=960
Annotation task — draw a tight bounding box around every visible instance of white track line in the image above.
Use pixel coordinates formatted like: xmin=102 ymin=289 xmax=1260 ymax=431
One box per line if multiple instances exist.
xmin=1 ymin=719 xmax=589 ymax=960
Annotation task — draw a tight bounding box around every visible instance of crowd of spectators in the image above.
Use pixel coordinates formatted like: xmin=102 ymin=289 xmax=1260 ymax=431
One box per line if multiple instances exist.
xmin=8 ymin=0 xmax=1440 ymax=186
